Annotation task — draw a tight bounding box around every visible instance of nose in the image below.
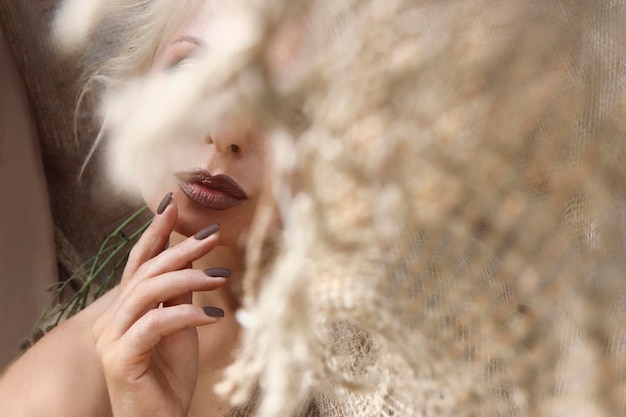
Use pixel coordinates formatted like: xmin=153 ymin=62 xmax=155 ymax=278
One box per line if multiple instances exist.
xmin=205 ymin=125 xmax=251 ymax=156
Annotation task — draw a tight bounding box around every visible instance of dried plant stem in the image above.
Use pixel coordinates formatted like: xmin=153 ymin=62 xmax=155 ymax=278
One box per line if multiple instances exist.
xmin=35 ymin=205 xmax=151 ymax=331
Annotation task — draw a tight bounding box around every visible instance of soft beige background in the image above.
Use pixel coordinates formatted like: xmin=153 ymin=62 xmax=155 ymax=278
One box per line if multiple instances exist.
xmin=0 ymin=0 xmax=150 ymax=371
xmin=0 ymin=31 xmax=56 ymax=370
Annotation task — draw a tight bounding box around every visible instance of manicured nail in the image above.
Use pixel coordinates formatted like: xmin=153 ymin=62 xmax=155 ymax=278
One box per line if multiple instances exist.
xmin=194 ymin=224 xmax=219 ymax=240
xmin=203 ymin=306 xmax=225 ymax=318
xmin=204 ymin=268 xmax=231 ymax=278
xmin=157 ymin=192 xmax=173 ymax=215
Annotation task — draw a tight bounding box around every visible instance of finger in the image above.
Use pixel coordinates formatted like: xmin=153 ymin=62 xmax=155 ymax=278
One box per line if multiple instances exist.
xmin=128 ymin=223 xmax=220 ymax=289
xmin=117 ymin=304 xmax=223 ymax=358
xmin=108 ymin=224 xmax=221 ymax=332
xmin=163 ymin=263 xmax=193 ymax=308
xmin=122 ymin=192 xmax=178 ymax=284
xmin=119 ymin=224 xmax=220 ymax=305
xmin=105 ymin=269 xmax=227 ymax=338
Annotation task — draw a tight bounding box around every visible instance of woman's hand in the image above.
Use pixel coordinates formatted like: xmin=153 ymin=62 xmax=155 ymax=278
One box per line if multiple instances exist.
xmin=93 ymin=193 xmax=227 ymax=417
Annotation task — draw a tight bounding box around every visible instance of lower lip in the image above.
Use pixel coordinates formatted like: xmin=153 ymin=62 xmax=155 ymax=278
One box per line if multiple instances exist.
xmin=177 ymin=181 xmax=247 ymax=210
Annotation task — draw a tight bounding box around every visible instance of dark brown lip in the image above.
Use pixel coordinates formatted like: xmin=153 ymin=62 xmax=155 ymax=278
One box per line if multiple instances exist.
xmin=175 ymin=169 xmax=248 ymax=199
xmin=175 ymin=169 xmax=248 ymax=210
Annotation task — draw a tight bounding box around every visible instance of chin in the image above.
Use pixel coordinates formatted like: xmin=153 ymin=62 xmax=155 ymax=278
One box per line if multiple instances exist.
xmin=174 ymin=199 xmax=253 ymax=250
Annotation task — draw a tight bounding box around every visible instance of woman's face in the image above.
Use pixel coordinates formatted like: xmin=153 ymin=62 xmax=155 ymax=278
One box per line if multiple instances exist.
xmin=140 ymin=1 xmax=270 ymax=248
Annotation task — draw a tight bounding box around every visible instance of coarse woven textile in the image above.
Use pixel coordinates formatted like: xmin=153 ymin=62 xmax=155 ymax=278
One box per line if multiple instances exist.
xmin=0 ymin=0 xmax=150 ymax=318
xmin=36 ymin=0 xmax=626 ymax=416
xmin=216 ymin=1 xmax=626 ymax=415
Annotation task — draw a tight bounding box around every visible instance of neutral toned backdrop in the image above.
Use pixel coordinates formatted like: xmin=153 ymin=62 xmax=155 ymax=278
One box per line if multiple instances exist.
xmin=0 ymin=0 xmax=150 ymax=370
xmin=0 ymin=31 xmax=56 ymax=370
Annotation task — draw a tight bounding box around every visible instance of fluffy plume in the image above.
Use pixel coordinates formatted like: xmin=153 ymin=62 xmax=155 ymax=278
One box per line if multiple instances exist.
xmin=55 ymin=0 xmax=626 ymax=416
xmin=51 ymin=0 xmax=123 ymax=54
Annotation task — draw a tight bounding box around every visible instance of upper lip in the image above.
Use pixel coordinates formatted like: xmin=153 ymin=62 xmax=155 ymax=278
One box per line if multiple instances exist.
xmin=175 ymin=169 xmax=248 ymax=199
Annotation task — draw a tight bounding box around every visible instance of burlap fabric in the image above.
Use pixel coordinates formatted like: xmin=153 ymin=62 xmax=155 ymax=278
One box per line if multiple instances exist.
xmin=215 ymin=2 xmax=626 ymax=416
xmin=0 ymin=1 xmax=149 ymax=298
xmin=10 ymin=0 xmax=626 ymax=416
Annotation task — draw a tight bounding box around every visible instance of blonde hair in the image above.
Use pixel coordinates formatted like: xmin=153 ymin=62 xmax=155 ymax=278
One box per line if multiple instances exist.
xmin=80 ymin=0 xmax=200 ymax=89
xmin=54 ymin=1 xmax=626 ymax=416
xmin=58 ymin=0 xmax=202 ymax=172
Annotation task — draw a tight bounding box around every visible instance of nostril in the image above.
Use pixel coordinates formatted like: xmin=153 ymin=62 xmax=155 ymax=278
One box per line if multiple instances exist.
xmin=229 ymin=144 xmax=240 ymax=153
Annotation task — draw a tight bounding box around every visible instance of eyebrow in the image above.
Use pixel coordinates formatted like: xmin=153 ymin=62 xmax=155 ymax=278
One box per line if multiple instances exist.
xmin=171 ymin=35 xmax=206 ymax=47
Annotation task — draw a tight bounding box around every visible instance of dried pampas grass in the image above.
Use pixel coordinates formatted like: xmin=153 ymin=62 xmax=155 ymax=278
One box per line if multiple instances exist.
xmin=54 ymin=0 xmax=626 ymax=416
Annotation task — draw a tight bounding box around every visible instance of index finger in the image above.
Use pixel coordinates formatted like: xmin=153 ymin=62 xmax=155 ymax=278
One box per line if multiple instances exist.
xmin=122 ymin=192 xmax=177 ymax=284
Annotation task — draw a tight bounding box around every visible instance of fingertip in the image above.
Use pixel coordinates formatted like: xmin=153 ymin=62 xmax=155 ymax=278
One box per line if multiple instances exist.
xmin=156 ymin=192 xmax=173 ymax=215
xmin=124 ymin=194 xmax=178 ymax=277
xmin=194 ymin=224 xmax=220 ymax=240
xmin=203 ymin=268 xmax=231 ymax=278
xmin=203 ymin=306 xmax=225 ymax=318
xmin=149 ymin=193 xmax=178 ymax=230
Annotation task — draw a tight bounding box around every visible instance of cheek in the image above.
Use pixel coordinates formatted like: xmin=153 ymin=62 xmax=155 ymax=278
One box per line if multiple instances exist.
xmin=135 ymin=140 xmax=205 ymax=213
xmin=137 ymin=164 xmax=180 ymax=214
xmin=248 ymin=136 xmax=271 ymax=182
xmin=239 ymin=159 xmax=269 ymax=202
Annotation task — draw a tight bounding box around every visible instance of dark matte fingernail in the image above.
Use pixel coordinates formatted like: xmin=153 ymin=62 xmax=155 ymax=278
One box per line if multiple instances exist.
xmin=204 ymin=268 xmax=231 ymax=278
xmin=203 ymin=306 xmax=225 ymax=318
xmin=194 ymin=224 xmax=219 ymax=240
xmin=157 ymin=192 xmax=173 ymax=215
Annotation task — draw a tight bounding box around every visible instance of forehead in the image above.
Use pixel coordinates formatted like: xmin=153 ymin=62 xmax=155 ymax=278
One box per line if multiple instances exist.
xmin=155 ymin=0 xmax=305 ymax=71
xmin=167 ymin=1 xmax=219 ymax=45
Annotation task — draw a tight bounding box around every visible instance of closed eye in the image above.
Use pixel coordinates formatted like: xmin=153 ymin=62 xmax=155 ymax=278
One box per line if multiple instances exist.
xmin=167 ymin=56 xmax=197 ymax=71
xmin=162 ymin=35 xmax=207 ymax=71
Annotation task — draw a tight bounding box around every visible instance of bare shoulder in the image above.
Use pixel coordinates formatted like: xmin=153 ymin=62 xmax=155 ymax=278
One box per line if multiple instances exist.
xmin=0 ymin=287 xmax=120 ymax=417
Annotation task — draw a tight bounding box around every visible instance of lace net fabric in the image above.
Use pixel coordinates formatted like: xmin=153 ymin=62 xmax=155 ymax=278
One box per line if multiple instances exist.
xmin=5 ymin=0 xmax=626 ymax=416
xmin=221 ymin=2 xmax=626 ymax=416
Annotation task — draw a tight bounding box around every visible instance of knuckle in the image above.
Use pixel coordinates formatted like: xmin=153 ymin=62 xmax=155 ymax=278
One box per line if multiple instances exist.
xmin=124 ymin=281 xmax=145 ymax=304
xmin=178 ymin=303 xmax=196 ymax=315
xmin=93 ymin=332 xmax=108 ymax=360
xmin=92 ymin=313 xmax=108 ymax=342
xmin=99 ymin=347 xmax=122 ymax=374
xmin=92 ymin=322 xmax=102 ymax=342
xmin=126 ymin=242 xmax=148 ymax=265
xmin=142 ymin=309 xmax=162 ymax=333
xmin=169 ymin=243 xmax=194 ymax=260
xmin=177 ymin=271 xmax=197 ymax=290
xmin=132 ymin=262 xmax=149 ymax=278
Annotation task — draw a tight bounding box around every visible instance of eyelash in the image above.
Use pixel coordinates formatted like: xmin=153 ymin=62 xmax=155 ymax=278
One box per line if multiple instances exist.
xmin=167 ymin=56 xmax=195 ymax=71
